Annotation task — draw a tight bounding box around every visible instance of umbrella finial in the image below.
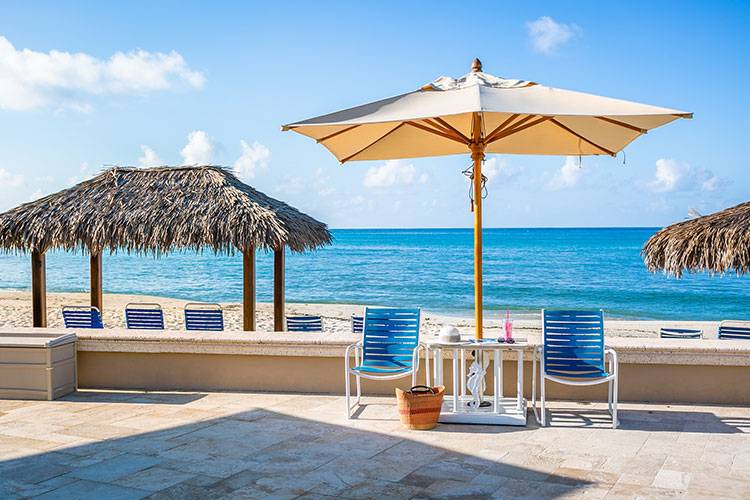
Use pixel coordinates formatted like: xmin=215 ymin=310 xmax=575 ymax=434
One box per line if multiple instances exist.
xmin=471 ymin=58 xmax=482 ymax=73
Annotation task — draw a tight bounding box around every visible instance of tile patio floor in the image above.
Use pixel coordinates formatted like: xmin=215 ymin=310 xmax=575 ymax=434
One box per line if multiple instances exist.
xmin=0 ymin=391 xmax=749 ymax=499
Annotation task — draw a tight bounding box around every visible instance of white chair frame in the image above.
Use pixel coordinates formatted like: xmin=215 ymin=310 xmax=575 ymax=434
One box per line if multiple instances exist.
xmin=531 ymin=345 xmax=619 ymax=429
xmin=344 ymin=309 xmax=424 ymax=418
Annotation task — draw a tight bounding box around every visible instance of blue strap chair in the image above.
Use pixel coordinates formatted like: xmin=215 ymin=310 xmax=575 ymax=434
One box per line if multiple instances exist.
xmin=718 ymin=321 xmax=750 ymax=339
xmin=286 ymin=315 xmax=322 ymax=332
xmin=184 ymin=303 xmax=224 ymax=331
xmin=660 ymin=327 xmax=702 ymax=339
xmin=62 ymin=306 xmax=104 ymax=329
xmin=344 ymin=307 xmax=423 ymax=418
xmin=125 ymin=303 xmax=164 ymax=330
xmin=532 ymin=309 xmax=619 ymax=429
xmin=351 ymin=315 xmax=363 ymax=334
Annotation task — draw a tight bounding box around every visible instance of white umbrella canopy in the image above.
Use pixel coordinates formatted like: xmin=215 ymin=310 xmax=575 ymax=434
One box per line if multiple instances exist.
xmin=282 ymin=59 xmax=692 ymax=162
xmin=283 ymin=59 xmax=691 ymax=339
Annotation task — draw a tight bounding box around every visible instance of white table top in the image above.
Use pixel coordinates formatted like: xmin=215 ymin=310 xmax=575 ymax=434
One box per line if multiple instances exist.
xmin=421 ymin=337 xmax=528 ymax=349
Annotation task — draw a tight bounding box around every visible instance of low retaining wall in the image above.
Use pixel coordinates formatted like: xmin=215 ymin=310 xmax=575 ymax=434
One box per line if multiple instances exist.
xmin=3 ymin=326 xmax=750 ymax=404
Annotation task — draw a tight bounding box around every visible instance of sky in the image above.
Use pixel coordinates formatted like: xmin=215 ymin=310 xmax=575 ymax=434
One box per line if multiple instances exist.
xmin=0 ymin=1 xmax=747 ymax=229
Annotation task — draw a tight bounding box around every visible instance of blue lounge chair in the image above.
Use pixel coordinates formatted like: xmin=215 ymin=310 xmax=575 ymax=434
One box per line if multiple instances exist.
xmin=62 ymin=305 xmax=104 ymax=329
xmin=286 ymin=315 xmax=322 ymax=332
xmin=184 ymin=303 xmax=224 ymax=331
xmin=344 ymin=307 xmax=423 ymax=418
xmin=718 ymin=320 xmax=750 ymax=339
xmin=660 ymin=328 xmax=701 ymax=339
xmin=125 ymin=303 xmax=164 ymax=330
xmin=532 ymin=309 xmax=619 ymax=429
xmin=351 ymin=314 xmax=363 ymax=334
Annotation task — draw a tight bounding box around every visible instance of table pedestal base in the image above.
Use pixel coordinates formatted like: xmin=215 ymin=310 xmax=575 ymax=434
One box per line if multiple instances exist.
xmin=439 ymin=396 xmax=527 ymax=426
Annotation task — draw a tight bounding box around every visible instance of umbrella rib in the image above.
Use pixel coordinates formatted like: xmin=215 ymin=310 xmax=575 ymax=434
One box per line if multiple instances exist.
xmin=549 ymin=118 xmax=616 ymax=156
xmin=405 ymin=121 xmax=469 ymax=145
xmin=317 ymin=125 xmax=361 ymax=143
xmin=340 ymin=122 xmax=406 ymax=163
xmin=595 ymin=116 xmax=647 ymax=134
xmin=421 ymin=119 xmax=469 ymax=144
xmin=432 ymin=117 xmax=471 ymax=143
xmin=484 ymin=114 xmax=522 ymax=143
xmin=485 ymin=116 xmax=552 ymax=144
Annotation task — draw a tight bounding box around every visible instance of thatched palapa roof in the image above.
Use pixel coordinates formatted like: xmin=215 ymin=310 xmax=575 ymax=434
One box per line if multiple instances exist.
xmin=0 ymin=165 xmax=332 ymax=254
xmin=642 ymin=201 xmax=750 ymax=277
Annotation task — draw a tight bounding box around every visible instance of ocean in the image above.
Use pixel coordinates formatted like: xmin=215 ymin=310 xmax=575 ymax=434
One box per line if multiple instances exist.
xmin=0 ymin=228 xmax=748 ymax=320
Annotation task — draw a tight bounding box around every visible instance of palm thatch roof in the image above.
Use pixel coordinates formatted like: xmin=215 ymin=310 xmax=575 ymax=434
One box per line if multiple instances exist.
xmin=0 ymin=165 xmax=331 ymax=254
xmin=642 ymin=201 xmax=750 ymax=277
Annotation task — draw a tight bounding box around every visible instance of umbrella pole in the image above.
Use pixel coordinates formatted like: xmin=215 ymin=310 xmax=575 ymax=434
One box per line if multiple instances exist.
xmin=470 ymin=139 xmax=485 ymax=340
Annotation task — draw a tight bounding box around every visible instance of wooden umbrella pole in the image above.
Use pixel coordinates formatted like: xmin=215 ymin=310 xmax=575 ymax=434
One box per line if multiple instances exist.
xmin=470 ymin=112 xmax=485 ymax=340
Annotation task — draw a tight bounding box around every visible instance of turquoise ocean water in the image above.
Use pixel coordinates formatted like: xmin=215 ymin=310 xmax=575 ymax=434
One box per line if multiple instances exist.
xmin=0 ymin=228 xmax=748 ymax=320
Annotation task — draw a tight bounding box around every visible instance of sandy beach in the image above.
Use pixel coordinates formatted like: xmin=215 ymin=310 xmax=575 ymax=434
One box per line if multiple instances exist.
xmin=0 ymin=290 xmax=716 ymax=338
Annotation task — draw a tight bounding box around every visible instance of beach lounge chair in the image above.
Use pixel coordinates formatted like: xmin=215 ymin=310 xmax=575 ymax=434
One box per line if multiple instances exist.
xmin=125 ymin=303 xmax=164 ymax=330
xmin=660 ymin=327 xmax=702 ymax=339
xmin=718 ymin=320 xmax=750 ymax=339
xmin=532 ymin=309 xmax=619 ymax=429
xmin=344 ymin=307 xmax=422 ymax=418
xmin=351 ymin=314 xmax=363 ymax=334
xmin=184 ymin=303 xmax=224 ymax=331
xmin=62 ymin=305 xmax=104 ymax=329
xmin=286 ymin=315 xmax=323 ymax=332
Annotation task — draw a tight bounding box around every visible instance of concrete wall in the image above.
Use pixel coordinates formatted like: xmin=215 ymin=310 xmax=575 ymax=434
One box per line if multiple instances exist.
xmin=78 ymin=350 xmax=750 ymax=405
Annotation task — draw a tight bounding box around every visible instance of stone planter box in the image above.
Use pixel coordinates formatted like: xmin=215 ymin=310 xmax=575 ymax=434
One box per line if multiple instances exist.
xmin=0 ymin=331 xmax=77 ymax=400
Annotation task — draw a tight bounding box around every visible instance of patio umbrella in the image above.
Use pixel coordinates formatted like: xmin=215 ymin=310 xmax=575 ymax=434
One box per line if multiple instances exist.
xmin=283 ymin=58 xmax=691 ymax=339
xmin=643 ymin=201 xmax=750 ymax=278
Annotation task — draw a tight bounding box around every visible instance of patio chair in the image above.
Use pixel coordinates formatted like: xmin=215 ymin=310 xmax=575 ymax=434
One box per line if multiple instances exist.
xmin=62 ymin=305 xmax=104 ymax=329
xmin=125 ymin=303 xmax=165 ymax=330
xmin=718 ymin=320 xmax=750 ymax=339
xmin=286 ymin=315 xmax=323 ymax=332
xmin=351 ymin=314 xmax=363 ymax=334
xmin=184 ymin=303 xmax=224 ymax=331
xmin=344 ymin=307 xmax=423 ymax=418
xmin=532 ymin=309 xmax=619 ymax=429
xmin=660 ymin=327 xmax=702 ymax=339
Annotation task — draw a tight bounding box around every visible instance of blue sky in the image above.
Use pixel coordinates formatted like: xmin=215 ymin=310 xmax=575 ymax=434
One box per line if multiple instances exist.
xmin=0 ymin=1 xmax=747 ymax=228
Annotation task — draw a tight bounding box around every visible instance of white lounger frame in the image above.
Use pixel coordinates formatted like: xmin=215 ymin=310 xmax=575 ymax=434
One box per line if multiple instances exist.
xmin=531 ymin=346 xmax=619 ymax=429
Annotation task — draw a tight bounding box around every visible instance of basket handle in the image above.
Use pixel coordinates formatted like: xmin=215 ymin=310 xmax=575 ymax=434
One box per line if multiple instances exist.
xmin=407 ymin=385 xmax=436 ymax=395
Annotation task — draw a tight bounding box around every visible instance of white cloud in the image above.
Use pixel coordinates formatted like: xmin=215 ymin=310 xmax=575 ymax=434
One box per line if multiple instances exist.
xmin=275 ymin=168 xmax=335 ymax=198
xmin=138 ymin=145 xmax=162 ymax=167
xmin=0 ymin=168 xmax=24 ymax=188
xmin=67 ymin=162 xmax=94 ymax=185
xmin=648 ymin=158 xmax=720 ymax=193
xmin=0 ymin=35 xmax=205 ymax=111
xmin=482 ymin=157 xmax=524 ymax=184
xmin=363 ymin=160 xmax=427 ymax=188
xmin=180 ymin=130 xmax=214 ymax=165
xmin=527 ymin=16 xmax=579 ymax=54
xmin=233 ymin=140 xmax=271 ymax=181
xmin=547 ymin=156 xmax=582 ymax=190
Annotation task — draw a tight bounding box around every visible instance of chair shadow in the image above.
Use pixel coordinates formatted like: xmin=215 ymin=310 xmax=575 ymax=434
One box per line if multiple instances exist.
xmin=0 ymin=391 xmax=592 ymax=499
xmin=539 ymin=407 xmax=750 ymax=433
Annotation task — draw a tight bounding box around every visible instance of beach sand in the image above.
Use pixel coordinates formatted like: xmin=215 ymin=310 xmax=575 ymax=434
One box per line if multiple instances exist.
xmin=0 ymin=290 xmax=713 ymax=338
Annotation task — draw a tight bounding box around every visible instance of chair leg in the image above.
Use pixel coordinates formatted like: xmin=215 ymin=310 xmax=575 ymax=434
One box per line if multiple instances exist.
xmin=356 ymin=374 xmax=361 ymax=405
xmin=345 ymin=371 xmax=351 ymax=419
xmin=612 ymin=376 xmax=619 ymax=429
xmin=540 ymin=376 xmax=547 ymax=427
xmin=608 ymin=379 xmax=613 ymax=414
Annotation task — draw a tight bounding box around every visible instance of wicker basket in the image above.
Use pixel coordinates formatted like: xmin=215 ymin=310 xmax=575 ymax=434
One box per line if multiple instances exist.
xmin=395 ymin=385 xmax=445 ymax=430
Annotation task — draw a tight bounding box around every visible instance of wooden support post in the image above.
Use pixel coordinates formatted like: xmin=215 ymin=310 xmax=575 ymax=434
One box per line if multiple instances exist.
xmin=471 ymin=111 xmax=485 ymax=340
xmin=31 ymin=249 xmax=47 ymax=327
xmin=273 ymin=248 xmax=285 ymax=331
xmin=242 ymin=247 xmax=256 ymax=331
xmin=90 ymin=251 xmax=103 ymax=312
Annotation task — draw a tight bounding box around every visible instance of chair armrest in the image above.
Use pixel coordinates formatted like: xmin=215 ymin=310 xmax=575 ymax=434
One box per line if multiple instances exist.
xmin=604 ymin=347 xmax=618 ymax=376
xmin=345 ymin=341 xmax=362 ymax=358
